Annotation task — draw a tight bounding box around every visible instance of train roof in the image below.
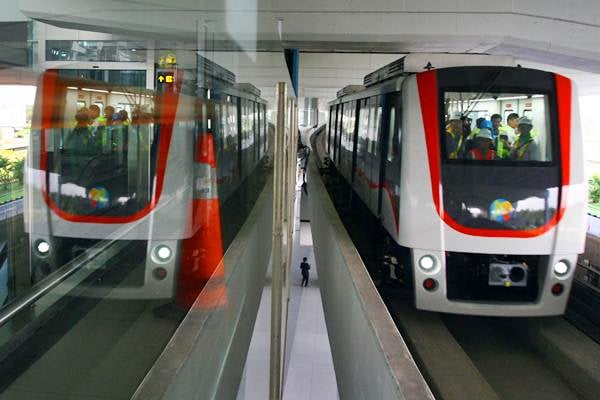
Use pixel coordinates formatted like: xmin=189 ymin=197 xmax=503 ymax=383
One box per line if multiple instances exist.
xmin=329 ymin=53 xmax=516 ymax=105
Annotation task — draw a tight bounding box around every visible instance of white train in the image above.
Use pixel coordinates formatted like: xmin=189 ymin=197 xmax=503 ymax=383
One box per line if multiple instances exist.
xmin=326 ymin=54 xmax=587 ymax=316
xmin=16 ymin=62 xmax=269 ymax=305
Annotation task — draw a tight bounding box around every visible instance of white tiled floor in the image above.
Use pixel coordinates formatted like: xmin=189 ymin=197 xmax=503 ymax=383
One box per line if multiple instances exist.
xmin=282 ymin=241 xmax=338 ymax=400
xmin=238 ymin=184 xmax=338 ymax=400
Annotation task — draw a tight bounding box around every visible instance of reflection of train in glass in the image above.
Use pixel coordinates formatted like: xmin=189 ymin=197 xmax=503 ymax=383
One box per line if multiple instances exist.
xmin=22 ymin=63 xmax=270 ymax=305
xmin=326 ymin=54 xmax=586 ymax=316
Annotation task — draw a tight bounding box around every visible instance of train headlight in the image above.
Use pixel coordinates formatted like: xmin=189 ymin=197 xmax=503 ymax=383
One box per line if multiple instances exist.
xmin=152 ymin=245 xmax=172 ymax=263
xmin=35 ymin=240 xmax=50 ymax=256
xmin=553 ymin=260 xmax=570 ymax=277
xmin=418 ymin=255 xmax=436 ymax=272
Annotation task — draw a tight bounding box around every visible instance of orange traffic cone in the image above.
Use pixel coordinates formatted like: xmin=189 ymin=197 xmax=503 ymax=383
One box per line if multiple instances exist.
xmin=175 ymin=131 xmax=228 ymax=310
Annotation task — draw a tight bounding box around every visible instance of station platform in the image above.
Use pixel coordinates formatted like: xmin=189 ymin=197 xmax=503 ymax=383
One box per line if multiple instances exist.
xmin=238 ymin=185 xmax=338 ymax=400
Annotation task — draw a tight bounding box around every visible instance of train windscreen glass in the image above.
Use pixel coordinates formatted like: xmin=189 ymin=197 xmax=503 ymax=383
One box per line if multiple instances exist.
xmin=443 ymin=92 xmax=552 ymax=162
xmin=42 ymin=86 xmax=158 ymax=218
xmin=438 ymin=84 xmax=560 ymax=232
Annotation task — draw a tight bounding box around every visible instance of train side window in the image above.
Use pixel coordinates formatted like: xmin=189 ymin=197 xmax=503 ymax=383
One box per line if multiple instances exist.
xmin=263 ymin=104 xmax=267 ymax=153
xmin=349 ymin=100 xmax=356 ymax=150
xmin=228 ymin=99 xmax=238 ymax=150
xmin=341 ymin=104 xmax=346 ymax=149
xmin=220 ymin=103 xmax=228 ymax=150
xmin=345 ymin=104 xmax=351 ymax=150
xmin=367 ymin=97 xmax=376 ymax=154
xmin=328 ymin=107 xmax=333 ymax=152
xmin=373 ymin=100 xmax=382 ymax=156
xmin=386 ymin=107 xmax=396 ymax=162
xmin=358 ymin=99 xmax=369 ymax=155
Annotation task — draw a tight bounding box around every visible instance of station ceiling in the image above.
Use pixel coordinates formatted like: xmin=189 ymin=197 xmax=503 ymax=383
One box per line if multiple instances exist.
xmin=18 ymin=0 xmax=600 ymax=96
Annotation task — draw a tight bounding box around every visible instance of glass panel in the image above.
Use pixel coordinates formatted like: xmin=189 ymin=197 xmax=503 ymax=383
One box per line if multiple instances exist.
xmin=2 ymin=4 xmax=289 ymax=399
xmin=441 ymin=91 xmax=559 ymax=230
xmin=46 ymin=40 xmax=147 ymax=62
xmin=387 ymin=107 xmax=395 ymax=162
xmin=374 ymin=101 xmax=382 ymax=156
xmin=57 ymin=69 xmax=147 ymax=87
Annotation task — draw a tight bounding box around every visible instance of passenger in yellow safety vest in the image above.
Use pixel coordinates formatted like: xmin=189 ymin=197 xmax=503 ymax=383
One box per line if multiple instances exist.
xmin=510 ymin=116 xmax=541 ymax=161
xmin=495 ymin=113 xmax=519 ymax=158
xmin=445 ymin=111 xmax=464 ymax=159
xmin=88 ymin=104 xmax=106 ymax=127
xmin=118 ymin=109 xmax=130 ymax=126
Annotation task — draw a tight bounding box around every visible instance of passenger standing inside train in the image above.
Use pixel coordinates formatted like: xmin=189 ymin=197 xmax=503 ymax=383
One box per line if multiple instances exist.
xmin=88 ymin=104 xmax=103 ymax=126
xmin=65 ymin=109 xmax=96 ymax=154
xmin=510 ymin=117 xmax=540 ymax=161
xmin=445 ymin=112 xmax=464 ymax=159
xmin=300 ymin=257 xmax=311 ymax=287
xmin=506 ymin=113 xmax=519 ymax=138
xmin=466 ymin=129 xmax=496 ymax=160
xmin=490 ymin=114 xmax=502 ymax=140
xmin=104 ymin=106 xmax=115 ymax=126
xmin=492 ymin=113 xmax=514 ymax=158
xmin=118 ymin=109 xmax=130 ymax=125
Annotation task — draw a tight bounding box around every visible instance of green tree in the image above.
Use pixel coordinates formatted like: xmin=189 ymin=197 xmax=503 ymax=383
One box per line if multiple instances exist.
xmin=10 ymin=158 xmax=25 ymax=185
xmin=0 ymin=156 xmax=11 ymax=189
xmin=0 ymin=155 xmax=10 ymax=171
xmin=590 ymin=174 xmax=600 ymax=203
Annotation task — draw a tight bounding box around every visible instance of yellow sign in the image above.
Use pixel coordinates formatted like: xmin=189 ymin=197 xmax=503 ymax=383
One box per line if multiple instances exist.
xmin=165 ymin=53 xmax=177 ymax=66
xmin=157 ymin=71 xmax=175 ymax=84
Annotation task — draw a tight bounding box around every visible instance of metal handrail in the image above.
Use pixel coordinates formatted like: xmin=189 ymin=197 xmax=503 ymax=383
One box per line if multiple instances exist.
xmin=0 ymin=239 xmax=117 ymax=327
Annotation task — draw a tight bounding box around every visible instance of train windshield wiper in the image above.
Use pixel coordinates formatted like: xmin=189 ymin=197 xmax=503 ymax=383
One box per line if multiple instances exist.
xmin=463 ymin=69 xmax=504 ymax=116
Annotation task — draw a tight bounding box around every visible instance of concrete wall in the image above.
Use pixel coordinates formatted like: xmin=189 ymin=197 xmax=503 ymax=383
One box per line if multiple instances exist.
xmin=307 ymin=160 xmax=433 ymax=399
xmin=132 ymin=177 xmax=273 ymax=400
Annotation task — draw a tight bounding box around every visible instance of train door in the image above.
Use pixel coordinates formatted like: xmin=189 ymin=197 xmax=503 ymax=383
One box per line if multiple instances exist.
xmin=253 ymin=101 xmax=259 ymax=164
xmin=257 ymin=102 xmax=262 ymax=159
xmin=501 ymin=100 xmax=515 ymax=124
xmin=327 ymin=106 xmax=333 ymax=157
xmin=379 ymin=93 xmax=401 ymax=235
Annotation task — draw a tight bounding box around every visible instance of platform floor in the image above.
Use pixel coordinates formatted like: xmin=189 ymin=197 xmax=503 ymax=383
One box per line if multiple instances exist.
xmin=237 ymin=185 xmax=338 ymax=400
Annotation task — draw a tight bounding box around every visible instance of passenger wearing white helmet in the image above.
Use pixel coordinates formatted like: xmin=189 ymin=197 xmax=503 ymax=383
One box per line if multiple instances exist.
xmin=445 ymin=111 xmax=464 ymax=159
xmin=510 ymin=116 xmax=540 ymax=161
xmin=466 ymin=128 xmax=496 ymax=160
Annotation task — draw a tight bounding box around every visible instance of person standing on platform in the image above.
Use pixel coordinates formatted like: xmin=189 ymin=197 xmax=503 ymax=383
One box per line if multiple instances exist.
xmin=300 ymin=257 xmax=311 ymax=287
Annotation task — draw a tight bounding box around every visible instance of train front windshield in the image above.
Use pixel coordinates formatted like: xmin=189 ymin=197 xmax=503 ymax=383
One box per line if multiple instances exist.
xmin=41 ymin=83 xmax=159 ymax=218
xmin=438 ymin=67 xmax=561 ymax=232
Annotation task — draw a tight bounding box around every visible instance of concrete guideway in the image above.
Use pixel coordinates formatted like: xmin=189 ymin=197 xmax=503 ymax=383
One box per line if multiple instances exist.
xmin=386 ymin=301 xmax=499 ymax=400
xmin=307 ymin=158 xmax=434 ymax=400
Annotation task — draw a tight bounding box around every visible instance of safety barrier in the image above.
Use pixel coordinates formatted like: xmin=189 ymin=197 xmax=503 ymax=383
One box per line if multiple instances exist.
xmin=132 ymin=175 xmax=273 ymax=400
xmin=307 ymin=159 xmax=434 ymax=400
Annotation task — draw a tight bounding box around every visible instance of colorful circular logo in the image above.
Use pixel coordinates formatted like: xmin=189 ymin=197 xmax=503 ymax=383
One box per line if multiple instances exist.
xmin=489 ymin=198 xmax=514 ymax=222
xmin=88 ymin=186 xmax=110 ymax=209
